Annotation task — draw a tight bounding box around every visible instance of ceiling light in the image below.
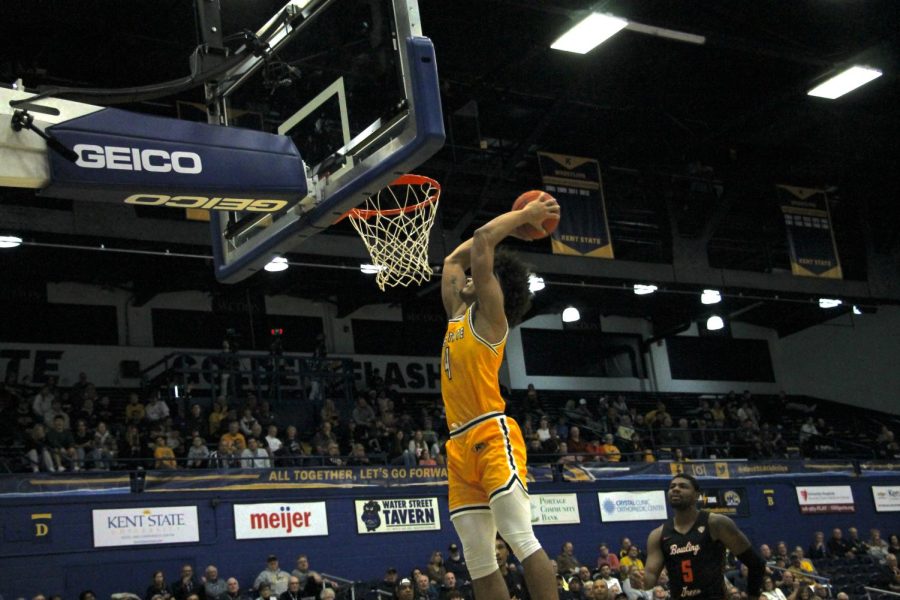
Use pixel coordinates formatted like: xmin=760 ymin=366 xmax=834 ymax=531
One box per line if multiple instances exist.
xmin=551 ymin=13 xmax=628 ymax=54
xmin=701 ymin=289 xmax=721 ymax=305
xmin=706 ymin=315 xmax=724 ymax=331
xmin=624 ymin=22 xmax=705 ymax=45
xmin=808 ymin=66 xmax=882 ymax=99
xmin=852 ymin=305 xmax=862 ymax=315
xmin=0 ymin=235 xmax=23 ymax=248
xmin=818 ymin=298 xmax=842 ymax=309
xmin=528 ymin=274 xmax=545 ymax=293
xmin=633 ymin=284 xmax=658 ymax=295
xmin=360 ymin=263 xmax=384 ymax=274
xmin=264 ymin=256 xmax=289 ymax=272
xmin=562 ymin=306 xmax=581 ymax=323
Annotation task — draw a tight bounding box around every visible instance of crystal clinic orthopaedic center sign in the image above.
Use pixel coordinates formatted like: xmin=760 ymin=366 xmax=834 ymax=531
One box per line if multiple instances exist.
xmin=233 ymin=502 xmax=329 ymax=539
xmin=92 ymin=506 xmax=199 ymax=547
xmin=530 ymin=493 xmax=581 ymax=525
xmin=598 ymin=491 xmax=668 ymax=522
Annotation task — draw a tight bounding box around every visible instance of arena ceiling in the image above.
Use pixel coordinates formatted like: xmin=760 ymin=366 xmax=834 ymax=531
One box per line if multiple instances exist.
xmin=1 ymin=0 xmax=899 ymax=337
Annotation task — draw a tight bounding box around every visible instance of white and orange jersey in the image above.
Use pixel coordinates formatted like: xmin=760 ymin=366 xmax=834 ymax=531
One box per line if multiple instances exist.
xmin=440 ymin=302 xmax=508 ymax=432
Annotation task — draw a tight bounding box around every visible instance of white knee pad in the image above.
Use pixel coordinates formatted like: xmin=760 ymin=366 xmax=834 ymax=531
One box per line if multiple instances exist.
xmin=491 ymin=485 xmax=542 ymax=561
xmin=452 ymin=510 xmax=500 ymax=580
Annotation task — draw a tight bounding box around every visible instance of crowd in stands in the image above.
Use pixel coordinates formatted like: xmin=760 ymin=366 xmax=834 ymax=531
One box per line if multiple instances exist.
xmin=1 ymin=365 xmax=898 ymax=472
xmin=15 ymin=526 xmax=900 ymax=600
xmin=3 ymin=362 xmax=900 ymax=600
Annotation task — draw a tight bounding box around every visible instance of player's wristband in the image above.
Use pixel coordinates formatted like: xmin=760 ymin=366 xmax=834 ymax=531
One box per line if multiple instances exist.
xmin=737 ymin=547 xmax=766 ymax=597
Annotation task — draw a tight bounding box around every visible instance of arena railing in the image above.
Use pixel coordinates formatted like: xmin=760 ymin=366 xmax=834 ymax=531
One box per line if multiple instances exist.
xmin=319 ymin=573 xmax=359 ymax=600
xmin=864 ymin=586 xmax=900 ymax=600
xmin=768 ymin=565 xmax=834 ymax=594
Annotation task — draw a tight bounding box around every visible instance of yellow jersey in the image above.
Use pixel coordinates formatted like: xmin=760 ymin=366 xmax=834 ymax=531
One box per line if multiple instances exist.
xmin=440 ymin=303 xmax=508 ymax=432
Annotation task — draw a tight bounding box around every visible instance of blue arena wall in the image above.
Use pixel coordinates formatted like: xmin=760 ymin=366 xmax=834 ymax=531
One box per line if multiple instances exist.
xmin=1 ymin=465 xmax=899 ymax=599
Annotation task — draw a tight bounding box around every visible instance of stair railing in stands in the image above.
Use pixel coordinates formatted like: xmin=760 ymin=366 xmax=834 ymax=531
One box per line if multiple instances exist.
xmin=865 ymin=587 xmax=900 ymax=600
xmin=320 ymin=573 xmax=359 ymax=600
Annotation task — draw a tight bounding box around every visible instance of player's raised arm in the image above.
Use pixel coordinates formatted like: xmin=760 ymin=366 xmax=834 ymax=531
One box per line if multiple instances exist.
xmin=441 ymin=238 xmax=474 ymax=318
xmin=710 ymin=513 xmax=765 ymax=600
xmin=643 ymin=525 xmax=665 ymax=590
xmin=470 ymin=199 xmax=559 ymax=335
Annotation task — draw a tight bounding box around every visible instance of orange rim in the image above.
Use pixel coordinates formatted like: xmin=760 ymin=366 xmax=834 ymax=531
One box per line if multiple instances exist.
xmin=344 ymin=174 xmax=441 ymax=221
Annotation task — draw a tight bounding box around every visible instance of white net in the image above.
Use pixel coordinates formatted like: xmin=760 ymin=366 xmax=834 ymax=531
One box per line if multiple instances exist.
xmin=347 ymin=175 xmax=441 ymax=291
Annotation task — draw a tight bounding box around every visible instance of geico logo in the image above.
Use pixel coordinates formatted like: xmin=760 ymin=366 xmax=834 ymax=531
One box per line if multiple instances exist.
xmin=74 ymin=144 xmax=202 ymax=174
xmin=123 ymin=194 xmax=287 ymax=212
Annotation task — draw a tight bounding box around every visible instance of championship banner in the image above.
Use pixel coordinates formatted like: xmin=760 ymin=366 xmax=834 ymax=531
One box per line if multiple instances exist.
xmin=355 ymin=497 xmax=441 ymax=534
xmin=796 ymin=485 xmax=855 ymax=514
xmin=538 ymin=151 xmax=613 ymax=258
xmin=530 ymin=493 xmax=581 ymax=525
xmin=776 ymin=185 xmax=842 ymax=279
xmin=700 ymin=487 xmax=750 ymax=517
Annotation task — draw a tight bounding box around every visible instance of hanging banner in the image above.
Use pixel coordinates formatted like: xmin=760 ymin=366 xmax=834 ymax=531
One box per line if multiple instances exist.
xmin=776 ymin=185 xmax=842 ymax=279
xmin=538 ymin=152 xmax=614 ymax=258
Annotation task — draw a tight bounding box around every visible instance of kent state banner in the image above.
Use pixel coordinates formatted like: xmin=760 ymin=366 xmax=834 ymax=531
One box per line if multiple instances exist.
xmin=538 ymin=152 xmax=614 ymax=258
xmin=776 ymin=185 xmax=843 ymax=279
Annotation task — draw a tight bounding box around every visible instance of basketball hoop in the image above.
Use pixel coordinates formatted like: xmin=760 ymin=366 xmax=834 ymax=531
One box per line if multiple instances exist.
xmin=346 ymin=174 xmax=441 ymax=291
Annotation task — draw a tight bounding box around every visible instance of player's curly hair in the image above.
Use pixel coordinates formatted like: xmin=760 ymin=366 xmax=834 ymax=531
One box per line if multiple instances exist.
xmin=493 ymin=247 xmax=532 ymax=328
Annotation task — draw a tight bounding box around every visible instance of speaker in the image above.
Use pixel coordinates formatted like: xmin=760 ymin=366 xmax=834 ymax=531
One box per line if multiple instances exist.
xmin=119 ymin=360 xmax=141 ymax=378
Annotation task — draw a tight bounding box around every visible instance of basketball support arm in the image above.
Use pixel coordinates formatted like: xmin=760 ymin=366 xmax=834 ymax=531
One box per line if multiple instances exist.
xmin=0 ymin=0 xmax=321 ymax=196
xmin=0 ymin=85 xmax=312 ymax=211
xmin=0 ymin=0 xmax=444 ymax=284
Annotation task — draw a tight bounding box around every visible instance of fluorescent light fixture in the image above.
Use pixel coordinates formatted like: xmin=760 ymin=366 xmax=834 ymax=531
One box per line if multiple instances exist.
xmin=0 ymin=235 xmax=23 ymax=248
xmin=264 ymin=256 xmax=289 ymax=272
xmin=808 ymin=66 xmax=882 ymax=99
xmin=701 ymin=289 xmax=722 ymax=305
xmin=853 ymin=305 xmax=862 ymax=315
xmin=551 ymin=13 xmax=628 ymax=54
xmin=818 ymin=298 xmax=842 ymax=309
xmin=562 ymin=306 xmax=581 ymax=323
xmin=624 ymin=22 xmax=705 ymax=45
xmin=528 ymin=274 xmax=545 ymax=293
xmin=633 ymin=284 xmax=658 ymax=295
xmin=360 ymin=263 xmax=385 ymax=274
xmin=706 ymin=315 xmax=724 ymax=331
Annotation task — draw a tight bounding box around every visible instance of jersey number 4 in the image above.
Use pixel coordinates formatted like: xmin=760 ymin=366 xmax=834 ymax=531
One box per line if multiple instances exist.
xmin=443 ymin=346 xmax=452 ymax=380
xmin=681 ymin=559 xmax=694 ymax=583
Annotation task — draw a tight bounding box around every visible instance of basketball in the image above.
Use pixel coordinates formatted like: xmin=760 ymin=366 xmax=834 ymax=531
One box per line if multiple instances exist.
xmin=512 ymin=190 xmax=559 ymax=240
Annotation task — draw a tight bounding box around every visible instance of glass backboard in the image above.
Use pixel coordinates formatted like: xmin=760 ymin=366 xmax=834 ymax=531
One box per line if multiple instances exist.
xmin=209 ymin=0 xmax=444 ymax=283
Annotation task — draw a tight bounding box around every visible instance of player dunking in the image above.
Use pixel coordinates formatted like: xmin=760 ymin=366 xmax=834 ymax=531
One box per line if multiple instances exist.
xmin=440 ymin=198 xmax=560 ymax=600
xmin=643 ymin=474 xmax=765 ymax=600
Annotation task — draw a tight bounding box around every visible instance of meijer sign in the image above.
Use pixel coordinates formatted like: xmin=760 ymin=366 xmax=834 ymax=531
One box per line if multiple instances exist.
xmin=233 ymin=502 xmax=329 ymax=539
